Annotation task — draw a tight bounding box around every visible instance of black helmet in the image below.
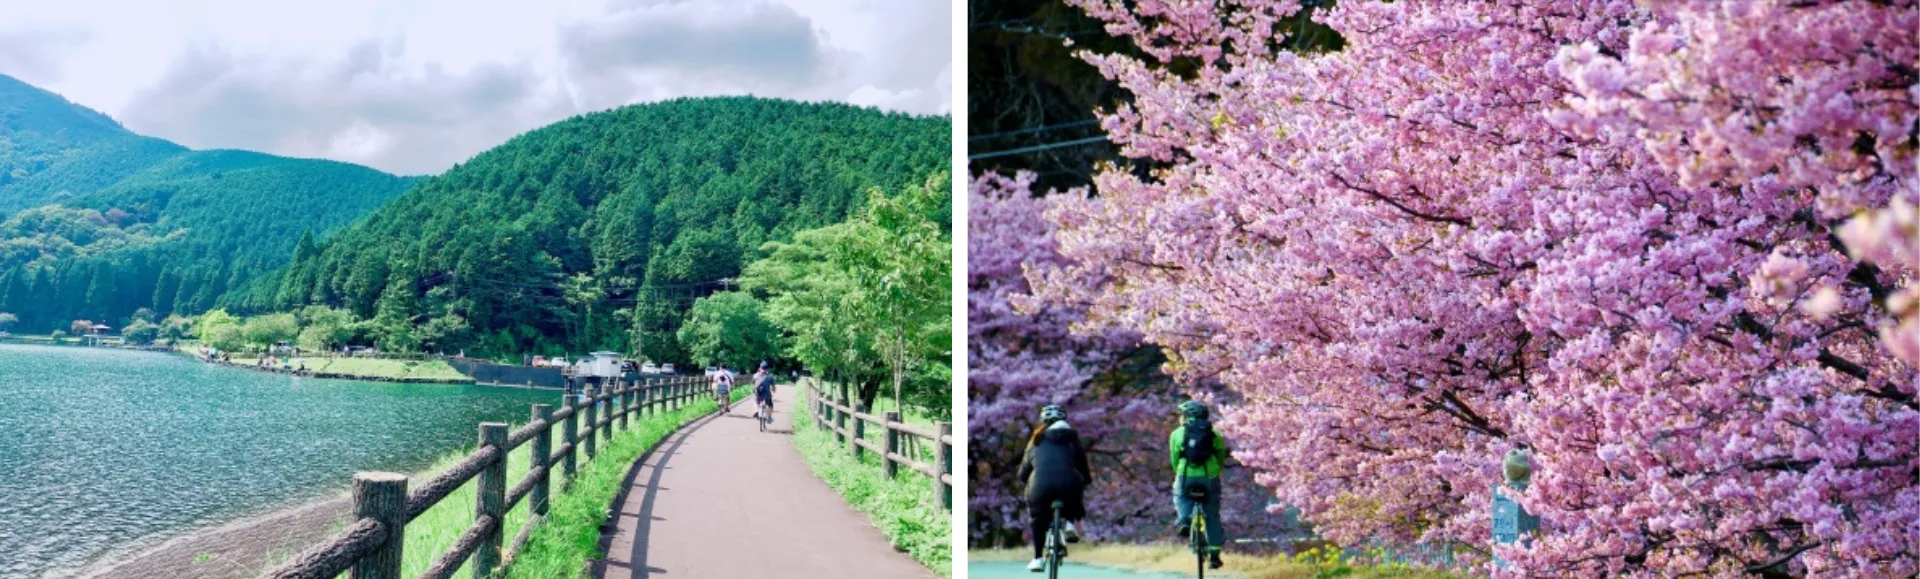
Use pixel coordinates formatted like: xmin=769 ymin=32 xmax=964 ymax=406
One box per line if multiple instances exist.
xmin=1179 ymin=400 xmax=1208 ymax=420
xmin=1040 ymin=404 xmax=1066 ymax=423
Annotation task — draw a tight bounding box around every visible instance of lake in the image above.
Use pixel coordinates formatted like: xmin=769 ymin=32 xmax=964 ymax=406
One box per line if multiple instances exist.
xmin=0 ymin=343 xmax=559 ymax=578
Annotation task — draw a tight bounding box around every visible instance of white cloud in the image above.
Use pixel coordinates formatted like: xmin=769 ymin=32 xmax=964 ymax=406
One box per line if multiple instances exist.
xmin=0 ymin=0 xmax=950 ymax=175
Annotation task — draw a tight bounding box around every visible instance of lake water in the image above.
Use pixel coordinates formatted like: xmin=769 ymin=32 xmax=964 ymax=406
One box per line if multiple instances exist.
xmin=0 ymin=344 xmax=559 ymax=578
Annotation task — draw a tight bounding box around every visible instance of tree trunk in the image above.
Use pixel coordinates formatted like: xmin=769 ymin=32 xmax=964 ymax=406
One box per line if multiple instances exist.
xmin=892 ymin=328 xmax=905 ymax=415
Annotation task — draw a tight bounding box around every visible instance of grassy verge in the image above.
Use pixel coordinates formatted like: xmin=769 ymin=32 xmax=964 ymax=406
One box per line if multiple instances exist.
xmin=226 ymin=356 xmax=471 ymax=381
xmin=808 ymin=381 xmax=947 ymax=466
xmin=790 ymin=395 xmax=951 ymax=577
xmin=970 ymin=545 xmax=1465 ymax=579
xmin=256 ymin=392 xmax=734 ymax=578
xmin=500 ymin=387 xmax=748 ymax=579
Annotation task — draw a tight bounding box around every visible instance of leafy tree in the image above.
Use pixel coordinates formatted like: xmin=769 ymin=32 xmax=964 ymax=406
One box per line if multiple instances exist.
xmin=69 ymin=319 xmax=91 ymax=336
xmin=294 ymin=306 xmax=356 ymax=352
xmin=121 ymin=319 xmax=158 ymax=345
xmin=743 ymin=172 xmax=952 ymax=415
xmin=240 ymin=313 xmax=298 ymax=350
xmin=195 ymin=308 xmax=242 ymax=351
xmin=158 ymin=314 xmax=191 ymax=343
xmin=676 ymin=291 xmax=781 ymax=369
xmin=49 ymin=329 xmax=66 ymax=344
xmin=0 ymin=312 xmax=15 ymax=331
xmin=418 ymin=314 xmax=472 ymax=354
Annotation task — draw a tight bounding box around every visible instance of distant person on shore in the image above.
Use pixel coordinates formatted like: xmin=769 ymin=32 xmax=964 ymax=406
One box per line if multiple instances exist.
xmin=1019 ymin=404 xmax=1091 ymax=572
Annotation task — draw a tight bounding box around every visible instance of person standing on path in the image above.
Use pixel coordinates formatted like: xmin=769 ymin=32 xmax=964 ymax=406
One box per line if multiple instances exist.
xmin=1018 ymin=404 xmax=1091 ymax=572
xmin=1170 ymin=400 xmax=1229 ymax=570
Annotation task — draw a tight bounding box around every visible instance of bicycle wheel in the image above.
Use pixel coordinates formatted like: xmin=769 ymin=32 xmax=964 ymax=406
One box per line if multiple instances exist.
xmin=1191 ymin=514 xmax=1206 ymax=579
xmin=1046 ymin=526 xmax=1062 ymax=579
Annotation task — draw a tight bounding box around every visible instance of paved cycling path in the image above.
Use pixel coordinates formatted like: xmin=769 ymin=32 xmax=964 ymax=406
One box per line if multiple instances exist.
xmin=969 ymin=561 xmax=1192 ymax=578
xmin=593 ymin=386 xmax=934 ymax=578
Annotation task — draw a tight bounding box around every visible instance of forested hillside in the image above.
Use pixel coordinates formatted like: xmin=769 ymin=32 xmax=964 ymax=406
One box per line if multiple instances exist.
xmin=0 ymin=74 xmax=186 ymax=216
xmin=0 ymin=75 xmax=417 ymax=332
xmin=255 ymin=97 xmax=948 ymax=363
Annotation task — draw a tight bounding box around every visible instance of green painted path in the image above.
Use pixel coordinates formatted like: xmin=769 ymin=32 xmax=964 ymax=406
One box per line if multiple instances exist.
xmin=968 ymin=561 xmax=1196 ymax=579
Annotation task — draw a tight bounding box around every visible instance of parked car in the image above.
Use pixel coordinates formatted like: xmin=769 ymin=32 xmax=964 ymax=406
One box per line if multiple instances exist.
xmin=704 ymin=366 xmax=719 ymax=378
xmin=661 ymin=363 xmax=675 ymax=374
xmin=641 ymin=362 xmax=660 ymax=374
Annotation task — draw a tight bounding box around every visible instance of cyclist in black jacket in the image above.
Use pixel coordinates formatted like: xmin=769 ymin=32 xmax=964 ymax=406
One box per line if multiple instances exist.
xmin=1017 ymin=404 xmax=1092 ymax=572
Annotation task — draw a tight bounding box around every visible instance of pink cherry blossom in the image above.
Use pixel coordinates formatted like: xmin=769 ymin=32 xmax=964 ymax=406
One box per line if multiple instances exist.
xmin=968 ymin=171 xmax=1302 ymax=546
xmin=1025 ymin=0 xmax=1919 ymax=576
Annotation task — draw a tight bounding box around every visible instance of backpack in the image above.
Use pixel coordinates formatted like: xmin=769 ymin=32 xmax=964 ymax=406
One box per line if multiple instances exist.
xmin=1180 ymin=419 xmax=1217 ymax=467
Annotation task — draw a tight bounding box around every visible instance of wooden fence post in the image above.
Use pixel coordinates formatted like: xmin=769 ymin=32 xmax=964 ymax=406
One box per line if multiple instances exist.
xmin=646 ymin=379 xmax=657 ymax=417
xmin=618 ymin=382 xmax=630 ymax=430
xmin=562 ymin=389 xmax=578 ymax=485
xmin=583 ymin=384 xmax=599 ymax=460
xmin=834 ymin=395 xmax=848 ymax=444
xmin=473 ymin=423 xmax=507 ymax=578
xmin=852 ymin=404 xmax=868 ymax=459
xmin=884 ymin=412 xmax=901 ymax=479
xmin=350 ymin=472 xmax=407 ymax=579
xmin=530 ymin=404 xmax=552 ymax=517
xmin=598 ymin=384 xmax=613 ymax=448
xmin=936 ymin=421 xmax=952 ymax=510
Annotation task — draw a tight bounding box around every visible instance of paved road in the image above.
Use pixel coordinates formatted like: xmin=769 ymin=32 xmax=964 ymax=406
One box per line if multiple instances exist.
xmin=593 ymin=386 xmax=933 ymax=578
xmin=969 ymin=561 xmax=1193 ymax=579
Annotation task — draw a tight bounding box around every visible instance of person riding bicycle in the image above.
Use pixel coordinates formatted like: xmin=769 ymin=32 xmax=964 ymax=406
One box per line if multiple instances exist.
xmin=1017 ymin=404 xmax=1091 ymax=572
xmin=713 ymin=365 xmax=735 ymax=413
xmin=752 ymin=361 xmax=775 ymax=420
xmin=1171 ymin=400 xmax=1228 ymax=570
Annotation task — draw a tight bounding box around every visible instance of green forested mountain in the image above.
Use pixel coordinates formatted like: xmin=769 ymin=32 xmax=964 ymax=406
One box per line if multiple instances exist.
xmin=255 ymin=97 xmax=949 ymax=363
xmin=0 ymin=75 xmax=417 ymax=332
xmin=0 ymin=74 xmax=187 ymax=216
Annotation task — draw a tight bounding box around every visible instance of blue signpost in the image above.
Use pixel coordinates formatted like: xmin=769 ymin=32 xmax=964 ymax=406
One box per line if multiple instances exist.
xmin=1492 ymin=448 xmax=1540 ymax=567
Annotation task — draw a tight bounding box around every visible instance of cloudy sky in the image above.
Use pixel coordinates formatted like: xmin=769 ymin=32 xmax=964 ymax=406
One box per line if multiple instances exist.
xmin=0 ymin=0 xmax=952 ymax=175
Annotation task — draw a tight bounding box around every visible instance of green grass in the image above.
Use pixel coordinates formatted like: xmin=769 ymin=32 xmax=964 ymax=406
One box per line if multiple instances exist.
xmin=499 ymin=388 xmax=747 ymax=579
xmin=227 ymin=356 xmax=471 ymax=381
xmin=790 ymin=395 xmax=952 ymax=577
xmin=255 ymin=392 xmax=729 ymax=578
xmin=807 ymin=381 xmax=947 ymax=466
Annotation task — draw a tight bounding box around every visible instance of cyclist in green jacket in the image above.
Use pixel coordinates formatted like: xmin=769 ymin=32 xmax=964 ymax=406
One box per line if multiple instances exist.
xmin=1170 ymin=400 xmax=1227 ymax=569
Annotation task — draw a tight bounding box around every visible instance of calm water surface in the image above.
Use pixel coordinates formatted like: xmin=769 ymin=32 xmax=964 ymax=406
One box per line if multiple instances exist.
xmin=0 ymin=344 xmax=559 ymax=578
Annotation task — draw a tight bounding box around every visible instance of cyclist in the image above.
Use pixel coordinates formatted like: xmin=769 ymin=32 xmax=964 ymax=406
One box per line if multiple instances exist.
xmin=713 ymin=364 xmax=735 ymax=413
xmin=1170 ymin=400 xmax=1228 ymax=570
xmin=1017 ymin=404 xmax=1091 ymax=572
xmin=752 ymin=361 xmax=776 ymax=421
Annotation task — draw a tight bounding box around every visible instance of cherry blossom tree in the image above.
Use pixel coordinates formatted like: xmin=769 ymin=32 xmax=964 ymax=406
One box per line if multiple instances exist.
xmin=1027 ymin=0 xmax=1918 ymax=575
xmin=969 ymin=171 xmax=1302 ymax=546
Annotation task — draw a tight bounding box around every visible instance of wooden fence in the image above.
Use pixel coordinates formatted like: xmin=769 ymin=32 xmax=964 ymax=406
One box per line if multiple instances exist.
xmin=804 ymin=380 xmax=953 ymax=510
xmin=263 ymin=375 xmax=716 ymax=579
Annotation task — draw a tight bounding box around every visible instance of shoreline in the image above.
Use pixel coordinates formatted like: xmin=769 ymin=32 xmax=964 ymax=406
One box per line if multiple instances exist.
xmin=70 ymin=493 xmax=351 ymax=579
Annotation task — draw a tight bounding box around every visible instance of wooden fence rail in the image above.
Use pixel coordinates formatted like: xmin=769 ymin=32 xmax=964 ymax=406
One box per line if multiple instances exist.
xmin=804 ymin=380 xmax=952 ymax=510
xmin=263 ymin=375 xmax=715 ymax=579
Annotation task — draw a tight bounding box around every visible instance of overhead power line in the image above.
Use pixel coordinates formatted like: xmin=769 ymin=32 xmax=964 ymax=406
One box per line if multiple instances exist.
xmin=968 ymin=136 xmax=1111 ymax=161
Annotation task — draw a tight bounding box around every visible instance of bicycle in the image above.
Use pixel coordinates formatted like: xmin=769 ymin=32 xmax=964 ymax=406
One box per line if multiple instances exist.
xmin=1042 ymin=500 xmax=1068 ymax=578
xmin=1181 ymin=480 xmax=1210 ymax=578
xmin=757 ymin=393 xmax=773 ymax=431
xmin=715 ymin=387 xmax=731 ymax=415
